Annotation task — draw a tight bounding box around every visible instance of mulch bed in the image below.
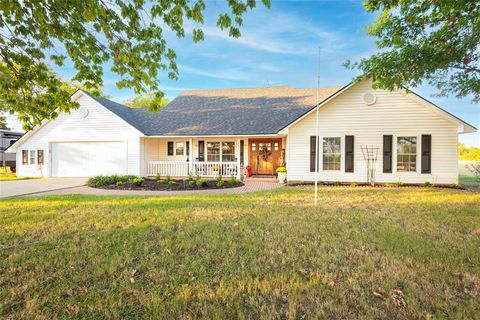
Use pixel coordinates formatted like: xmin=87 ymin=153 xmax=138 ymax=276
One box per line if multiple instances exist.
xmin=98 ymin=179 xmax=244 ymax=191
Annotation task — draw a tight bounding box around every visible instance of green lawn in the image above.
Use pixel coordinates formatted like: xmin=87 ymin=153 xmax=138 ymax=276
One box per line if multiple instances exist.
xmin=1 ymin=187 xmax=479 ymax=319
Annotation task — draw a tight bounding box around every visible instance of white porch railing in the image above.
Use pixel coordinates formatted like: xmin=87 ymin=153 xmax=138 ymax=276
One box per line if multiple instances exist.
xmin=147 ymin=161 xmax=240 ymax=178
xmin=147 ymin=161 xmax=189 ymax=177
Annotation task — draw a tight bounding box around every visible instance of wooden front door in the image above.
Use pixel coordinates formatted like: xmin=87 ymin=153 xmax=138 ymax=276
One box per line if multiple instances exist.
xmin=249 ymin=139 xmax=282 ymax=175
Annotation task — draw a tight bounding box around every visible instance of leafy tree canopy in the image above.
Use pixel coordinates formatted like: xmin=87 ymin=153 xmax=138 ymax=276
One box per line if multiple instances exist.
xmin=0 ymin=0 xmax=270 ymax=130
xmin=0 ymin=114 xmax=9 ymax=130
xmin=124 ymin=93 xmax=169 ymax=111
xmin=347 ymin=0 xmax=480 ymax=102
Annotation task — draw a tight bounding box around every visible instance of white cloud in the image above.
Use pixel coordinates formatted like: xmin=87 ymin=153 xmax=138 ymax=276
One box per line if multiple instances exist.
xmin=184 ymin=11 xmax=344 ymax=56
xmin=178 ymin=64 xmax=252 ymax=81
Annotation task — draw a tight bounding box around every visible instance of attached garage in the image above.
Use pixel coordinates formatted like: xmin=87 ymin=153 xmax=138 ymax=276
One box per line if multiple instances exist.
xmin=51 ymin=142 xmax=127 ymax=177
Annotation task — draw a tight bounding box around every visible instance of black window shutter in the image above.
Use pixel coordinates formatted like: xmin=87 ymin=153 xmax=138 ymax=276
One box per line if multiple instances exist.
xmin=383 ymin=135 xmax=392 ymax=173
xmin=167 ymin=141 xmax=174 ymax=156
xmin=240 ymin=140 xmax=244 ymax=164
xmin=310 ymin=136 xmax=318 ymax=172
xmin=345 ymin=135 xmax=354 ymax=172
xmin=198 ymin=140 xmax=205 ymax=161
xmin=421 ymin=134 xmax=431 ymax=173
xmin=186 ymin=141 xmax=190 ymax=156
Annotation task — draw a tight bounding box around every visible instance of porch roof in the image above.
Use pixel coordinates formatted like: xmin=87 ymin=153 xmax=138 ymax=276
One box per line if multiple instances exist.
xmin=88 ymin=86 xmax=343 ymax=136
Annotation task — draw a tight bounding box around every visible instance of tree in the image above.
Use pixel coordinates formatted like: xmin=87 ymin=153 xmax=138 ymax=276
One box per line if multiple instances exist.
xmin=0 ymin=114 xmax=9 ymax=130
xmin=124 ymin=93 xmax=169 ymax=111
xmin=347 ymin=0 xmax=480 ymax=102
xmin=0 ymin=0 xmax=270 ymax=130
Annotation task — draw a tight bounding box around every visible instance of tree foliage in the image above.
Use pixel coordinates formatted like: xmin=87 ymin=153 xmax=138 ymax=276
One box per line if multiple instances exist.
xmin=0 ymin=0 xmax=270 ymax=130
xmin=0 ymin=114 xmax=9 ymax=130
xmin=459 ymin=143 xmax=480 ymax=161
xmin=348 ymin=0 xmax=480 ymax=102
xmin=124 ymin=93 xmax=169 ymax=111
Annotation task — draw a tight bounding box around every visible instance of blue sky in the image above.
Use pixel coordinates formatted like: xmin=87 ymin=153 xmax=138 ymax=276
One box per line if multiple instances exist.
xmin=6 ymin=0 xmax=480 ymax=145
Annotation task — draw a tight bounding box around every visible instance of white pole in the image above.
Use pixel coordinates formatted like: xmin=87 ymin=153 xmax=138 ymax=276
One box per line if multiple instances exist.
xmin=314 ymin=47 xmax=320 ymax=206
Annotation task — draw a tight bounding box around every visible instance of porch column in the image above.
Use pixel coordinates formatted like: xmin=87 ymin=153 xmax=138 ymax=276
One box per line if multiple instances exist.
xmin=189 ymin=138 xmax=193 ymax=174
xmin=236 ymin=138 xmax=241 ymax=180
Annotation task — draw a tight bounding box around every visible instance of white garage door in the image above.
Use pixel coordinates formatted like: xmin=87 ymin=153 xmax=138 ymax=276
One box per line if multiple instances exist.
xmin=51 ymin=142 xmax=127 ymax=177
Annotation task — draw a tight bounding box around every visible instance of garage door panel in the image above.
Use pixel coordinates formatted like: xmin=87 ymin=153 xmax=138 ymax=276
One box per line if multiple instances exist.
xmin=52 ymin=142 xmax=126 ymax=177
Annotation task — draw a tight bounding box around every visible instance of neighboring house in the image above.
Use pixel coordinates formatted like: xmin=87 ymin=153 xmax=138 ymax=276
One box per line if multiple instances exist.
xmin=0 ymin=129 xmax=24 ymax=170
xmin=6 ymin=80 xmax=476 ymax=183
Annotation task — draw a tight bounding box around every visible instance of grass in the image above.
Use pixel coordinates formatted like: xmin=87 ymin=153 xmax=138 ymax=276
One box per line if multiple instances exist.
xmin=460 ymin=174 xmax=480 ymax=191
xmin=0 ymin=187 xmax=479 ymax=319
xmin=0 ymin=175 xmax=40 ymax=181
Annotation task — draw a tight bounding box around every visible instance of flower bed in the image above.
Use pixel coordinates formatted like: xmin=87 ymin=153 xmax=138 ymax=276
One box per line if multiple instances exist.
xmin=87 ymin=175 xmax=243 ymax=191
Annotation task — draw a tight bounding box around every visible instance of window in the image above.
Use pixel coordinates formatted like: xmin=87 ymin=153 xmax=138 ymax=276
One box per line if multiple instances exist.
xmin=175 ymin=142 xmax=184 ymax=155
xmin=397 ymin=136 xmax=417 ymax=171
xmin=29 ymin=150 xmax=36 ymax=165
xmin=167 ymin=141 xmax=174 ymax=156
xmin=323 ymin=137 xmax=341 ymax=170
xmin=252 ymin=143 xmax=256 ymax=151
xmin=274 ymin=142 xmax=279 ymax=151
xmin=37 ymin=150 xmax=44 ymax=165
xmin=207 ymin=142 xmax=220 ymax=162
xmin=222 ymin=142 xmax=235 ymax=162
xmin=22 ymin=150 xmax=28 ymax=165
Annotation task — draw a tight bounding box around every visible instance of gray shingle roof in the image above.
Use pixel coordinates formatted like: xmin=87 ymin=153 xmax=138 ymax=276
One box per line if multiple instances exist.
xmin=86 ymin=86 xmax=343 ymax=136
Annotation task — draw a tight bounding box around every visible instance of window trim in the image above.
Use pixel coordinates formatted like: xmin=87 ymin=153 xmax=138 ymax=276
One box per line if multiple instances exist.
xmin=206 ymin=140 xmax=236 ymax=162
xmin=175 ymin=141 xmax=185 ymax=156
xmin=396 ymin=135 xmax=418 ymax=173
xmin=29 ymin=150 xmax=36 ymax=165
xmin=22 ymin=150 xmax=28 ymax=165
xmin=322 ymin=137 xmax=341 ymax=171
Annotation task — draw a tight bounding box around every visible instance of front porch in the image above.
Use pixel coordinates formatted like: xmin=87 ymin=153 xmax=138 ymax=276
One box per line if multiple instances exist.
xmin=143 ymin=136 xmax=286 ymax=179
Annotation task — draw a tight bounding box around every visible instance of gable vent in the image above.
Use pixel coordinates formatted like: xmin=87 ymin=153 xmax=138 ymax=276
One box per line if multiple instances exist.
xmin=363 ymin=92 xmax=376 ymax=105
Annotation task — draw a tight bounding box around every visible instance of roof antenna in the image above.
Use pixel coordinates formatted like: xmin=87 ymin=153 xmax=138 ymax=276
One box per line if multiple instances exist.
xmin=314 ymin=46 xmax=320 ymax=207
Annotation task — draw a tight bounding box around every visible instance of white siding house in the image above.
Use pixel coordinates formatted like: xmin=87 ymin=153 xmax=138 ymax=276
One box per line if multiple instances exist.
xmin=282 ymin=80 xmax=466 ymax=184
xmin=11 ymin=91 xmax=143 ymax=177
xmin=7 ymin=81 xmax=476 ymax=184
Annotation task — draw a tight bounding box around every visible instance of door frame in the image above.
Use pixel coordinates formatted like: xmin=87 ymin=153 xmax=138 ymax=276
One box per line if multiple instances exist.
xmin=248 ymin=138 xmax=282 ymax=175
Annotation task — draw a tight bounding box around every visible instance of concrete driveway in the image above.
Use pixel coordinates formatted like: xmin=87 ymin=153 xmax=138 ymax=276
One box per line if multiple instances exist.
xmin=0 ymin=178 xmax=87 ymax=198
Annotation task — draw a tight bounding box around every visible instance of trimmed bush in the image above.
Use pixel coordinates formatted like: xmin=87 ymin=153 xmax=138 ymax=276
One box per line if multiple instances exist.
xmin=132 ymin=177 xmax=144 ymax=186
xmin=228 ymin=175 xmax=237 ymax=185
xmin=87 ymin=175 xmax=136 ymax=187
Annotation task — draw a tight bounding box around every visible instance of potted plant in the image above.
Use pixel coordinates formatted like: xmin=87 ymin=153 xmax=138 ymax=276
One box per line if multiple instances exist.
xmin=276 ymin=166 xmax=287 ymax=183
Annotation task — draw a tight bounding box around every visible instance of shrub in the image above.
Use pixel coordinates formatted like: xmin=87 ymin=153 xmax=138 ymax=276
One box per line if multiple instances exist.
xmin=87 ymin=175 xmax=136 ymax=187
xmin=216 ymin=174 xmax=223 ymax=183
xmin=188 ymin=180 xmax=195 ymax=187
xmin=424 ymin=181 xmax=434 ymax=187
xmin=132 ymin=177 xmax=144 ymax=186
xmin=450 ymin=183 xmax=461 ymax=189
xmin=168 ymin=180 xmax=177 ymax=185
xmin=467 ymin=161 xmax=480 ymax=182
xmin=318 ymin=180 xmax=324 ymax=186
xmin=188 ymin=172 xmax=194 ymax=183
xmin=334 ymin=181 xmax=342 ymax=186
xmin=229 ymin=175 xmax=237 ymax=185
xmin=395 ymin=181 xmax=404 ymax=187
xmin=201 ymin=180 xmax=208 ymax=187
xmin=216 ymin=180 xmax=224 ymax=188
xmin=155 ymin=173 xmax=161 ymax=182
xmin=350 ymin=182 xmax=359 ymax=187
xmin=116 ymin=181 xmax=124 ymax=187
xmin=276 ymin=166 xmax=286 ymax=173
xmin=165 ymin=175 xmax=172 ymax=183
xmin=196 ymin=178 xmax=204 ymax=188
xmin=384 ymin=183 xmax=393 ymax=187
